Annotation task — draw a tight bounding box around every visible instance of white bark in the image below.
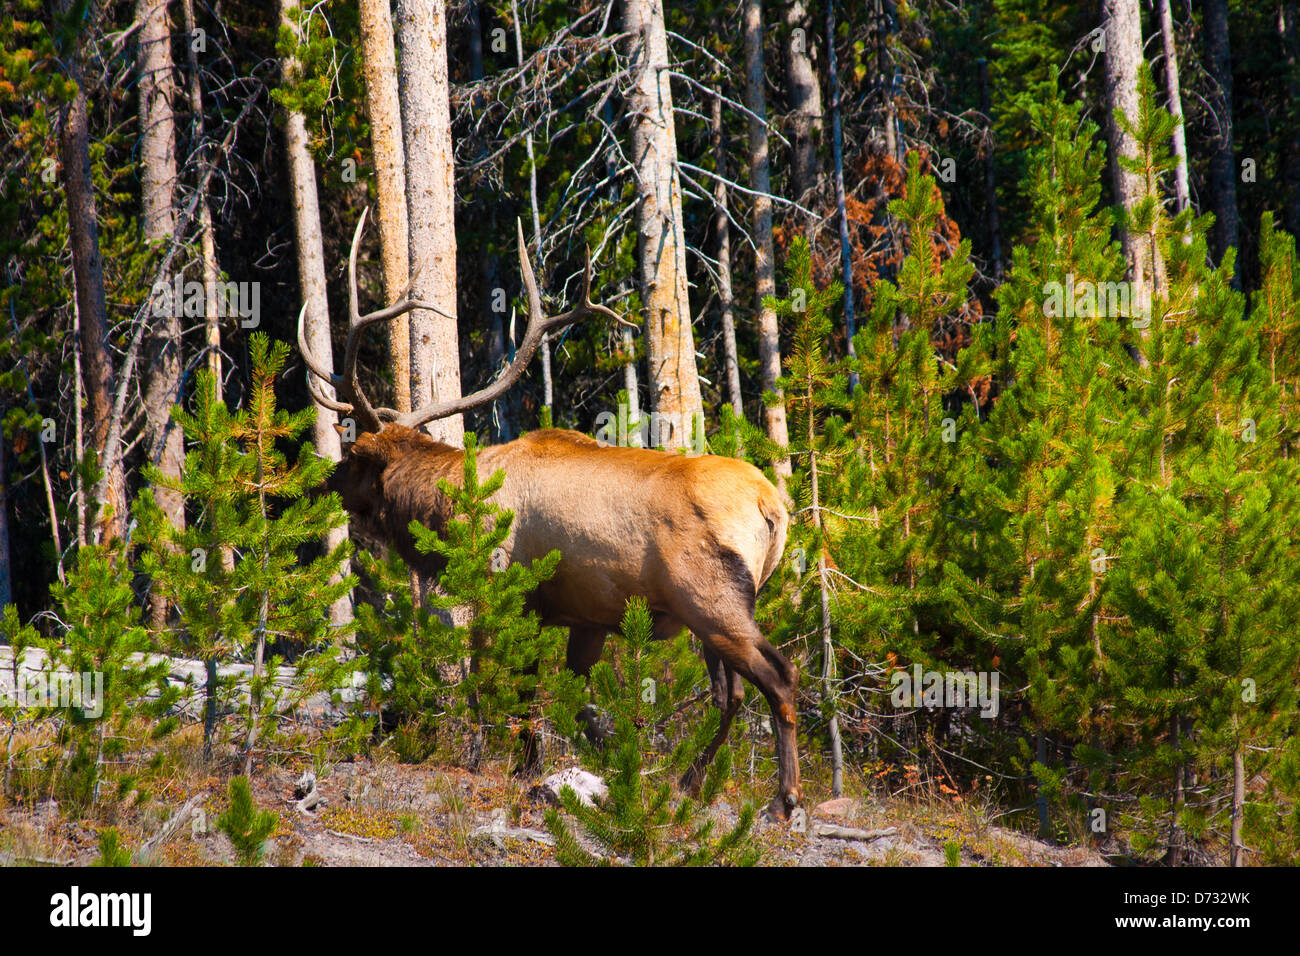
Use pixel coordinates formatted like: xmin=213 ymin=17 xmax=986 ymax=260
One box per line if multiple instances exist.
xmin=396 ymin=0 xmax=463 ymax=447
xmin=1155 ymin=0 xmax=1190 ymax=213
xmin=360 ymin=0 xmax=412 ymax=413
xmin=280 ymin=0 xmax=352 ymax=627
xmin=137 ymin=0 xmax=186 ymax=544
xmin=744 ymin=0 xmax=791 ymax=478
xmin=624 ymin=0 xmax=705 ymax=451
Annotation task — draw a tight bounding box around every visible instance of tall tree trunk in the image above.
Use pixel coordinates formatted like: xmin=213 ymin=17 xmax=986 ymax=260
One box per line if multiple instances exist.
xmin=73 ymin=300 xmax=86 ymax=547
xmin=138 ymin=0 xmax=186 ymax=629
xmin=978 ymin=57 xmax=1004 ymax=281
xmin=137 ymin=0 xmax=178 ymax=242
xmin=0 ymin=433 xmax=10 ymax=607
xmin=1280 ymin=3 xmax=1300 ymax=237
xmin=1203 ymin=0 xmax=1240 ymax=269
xmin=471 ymin=1 xmax=512 ymax=441
xmin=181 ymin=0 xmax=224 ymax=396
xmin=710 ymin=93 xmax=744 ymax=420
xmin=606 ymin=97 xmax=642 ymax=431
xmin=1155 ymin=0 xmax=1190 ymax=213
xmin=513 ymin=0 xmax=553 ymax=425
xmin=828 ymin=0 xmax=858 ymax=391
xmin=1103 ymin=0 xmax=1163 ymax=307
xmin=1168 ymin=711 xmax=1185 ymax=865
xmin=809 ymin=400 xmax=842 ymax=797
xmin=878 ymin=0 xmax=900 ymax=162
xmin=396 ymin=0 xmax=463 ymax=447
xmin=61 ymin=79 xmax=125 ymax=543
xmin=783 ymin=0 xmax=823 ymax=217
xmin=361 ymin=0 xmax=412 ymax=413
xmin=624 ymin=0 xmax=705 ymax=451
xmin=280 ymin=0 xmax=352 ymax=628
xmin=744 ymin=0 xmax=791 ymax=478
xmin=1230 ymin=728 xmax=1245 ymax=866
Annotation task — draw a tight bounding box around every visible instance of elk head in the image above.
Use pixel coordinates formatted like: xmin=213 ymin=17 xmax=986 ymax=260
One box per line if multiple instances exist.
xmin=297 ymin=210 xmax=628 ymax=571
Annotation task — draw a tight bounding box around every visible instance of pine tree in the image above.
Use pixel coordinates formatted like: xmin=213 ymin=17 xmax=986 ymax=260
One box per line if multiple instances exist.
xmin=943 ymin=91 xmax=1128 ymax=838
xmin=821 ymin=152 xmax=980 ymax=780
xmin=47 ymin=542 xmax=178 ymax=811
xmin=544 ymin=597 xmax=760 ymax=867
xmin=135 ymin=334 xmax=354 ymax=772
xmin=216 ymin=775 xmax=279 ymax=866
xmin=765 ymin=234 xmax=849 ymax=795
xmin=1103 ymin=68 xmax=1300 ymax=864
xmin=406 ymin=432 xmax=583 ymax=769
xmin=1253 ymin=212 xmax=1300 ymax=457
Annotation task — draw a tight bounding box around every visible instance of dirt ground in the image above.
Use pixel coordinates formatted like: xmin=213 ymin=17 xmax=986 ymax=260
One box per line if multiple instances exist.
xmin=0 ymin=752 xmax=1108 ymax=867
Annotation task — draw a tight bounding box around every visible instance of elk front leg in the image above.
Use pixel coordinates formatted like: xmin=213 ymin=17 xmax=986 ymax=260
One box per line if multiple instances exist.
xmin=566 ymin=625 xmax=612 ymax=745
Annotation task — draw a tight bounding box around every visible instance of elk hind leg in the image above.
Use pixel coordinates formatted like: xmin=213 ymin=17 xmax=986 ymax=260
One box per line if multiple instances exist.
xmin=693 ymin=620 xmax=802 ymax=819
xmin=681 ymin=643 xmax=746 ymax=796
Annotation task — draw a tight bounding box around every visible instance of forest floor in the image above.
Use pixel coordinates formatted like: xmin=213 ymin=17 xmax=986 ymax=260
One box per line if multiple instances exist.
xmin=0 ymin=724 xmax=1109 ymax=867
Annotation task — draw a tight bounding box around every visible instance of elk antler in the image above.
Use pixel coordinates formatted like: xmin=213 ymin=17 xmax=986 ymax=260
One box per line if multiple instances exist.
xmin=301 ymin=211 xmax=629 ymax=435
xmin=298 ymin=207 xmax=454 ymax=434
xmin=396 ymin=219 xmax=628 ymax=431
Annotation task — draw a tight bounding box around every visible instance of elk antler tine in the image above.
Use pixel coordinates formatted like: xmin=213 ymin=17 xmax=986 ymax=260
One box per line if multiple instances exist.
xmin=347 ymin=206 xmax=370 ymax=327
xmin=581 ymin=246 xmax=593 ymax=304
xmin=391 ymin=256 xmax=426 ymax=305
xmin=298 ymin=302 xmax=339 ymax=383
xmin=517 ymin=217 xmax=543 ymax=327
xmin=385 ymin=298 xmax=457 ymax=323
xmin=306 ymin=372 xmax=353 ymax=415
xmin=579 ymin=245 xmax=637 ymax=329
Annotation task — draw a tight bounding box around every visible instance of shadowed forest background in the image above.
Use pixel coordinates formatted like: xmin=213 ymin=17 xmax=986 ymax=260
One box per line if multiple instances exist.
xmin=1 ymin=0 xmax=1298 ymax=866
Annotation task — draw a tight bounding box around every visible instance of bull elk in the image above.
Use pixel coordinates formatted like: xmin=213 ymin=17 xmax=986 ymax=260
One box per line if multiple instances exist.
xmin=298 ymin=211 xmax=801 ymax=818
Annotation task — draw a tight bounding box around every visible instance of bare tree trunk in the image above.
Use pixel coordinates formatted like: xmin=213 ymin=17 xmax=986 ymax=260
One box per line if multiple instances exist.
xmin=1280 ymin=3 xmax=1300 ymax=237
xmin=72 ymin=299 xmax=86 ymax=548
xmin=396 ymin=0 xmax=463 ymax=447
xmin=0 ymin=433 xmax=10 ymax=607
xmin=1155 ymin=0 xmax=1190 ymax=213
xmin=1103 ymin=0 xmax=1162 ymax=306
xmin=828 ymin=0 xmax=858 ymax=391
xmin=138 ymin=0 xmax=186 ymax=629
xmin=471 ymin=1 xmax=512 ymax=441
xmin=280 ymin=0 xmax=352 ymax=628
xmin=178 ymin=0 xmax=223 ymax=397
xmin=605 ymin=96 xmax=642 ymax=431
xmin=978 ymin=58 xmax=1004 ymax=281
xmin=512 ymin=0 xmax=554 ymax=425
xmin=137 ymin=0 xmax=178 ymax=243
xmin=783 ymin=0 xmax=823 ymax=217
xmin=809 ymin=402 xmax=842 ymax=797
xmin=361 ymin=0 xmax=412 ymax=413
xmin=744 ymin=0 xmax=791 ymax=478
xmin=1230 ymin=728 xmax=1245 ymax=866
xmin=710 ymin=93 xmax=744 ymax=420
xmin=878 ymin=0 xmax=900 ymax=162
xmin=1168 ymin=711 xmax=1185 ymax=865
xmin=624 ymin=0 xmax=705 ymax=451
xmin=1202 ymin=0 xmax=1240 ymax=270
xmin=61 ymin=78 xmax=125 ymax=543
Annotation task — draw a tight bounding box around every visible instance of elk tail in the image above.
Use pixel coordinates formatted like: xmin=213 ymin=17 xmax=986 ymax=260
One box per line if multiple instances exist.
xmin=756 ymin=483 xmax=790 ymax=588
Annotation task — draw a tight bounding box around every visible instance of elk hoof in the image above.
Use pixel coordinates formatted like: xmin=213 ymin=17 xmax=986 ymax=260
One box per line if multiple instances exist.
xmin=764 ymin=791 xmax=799 ymax=821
